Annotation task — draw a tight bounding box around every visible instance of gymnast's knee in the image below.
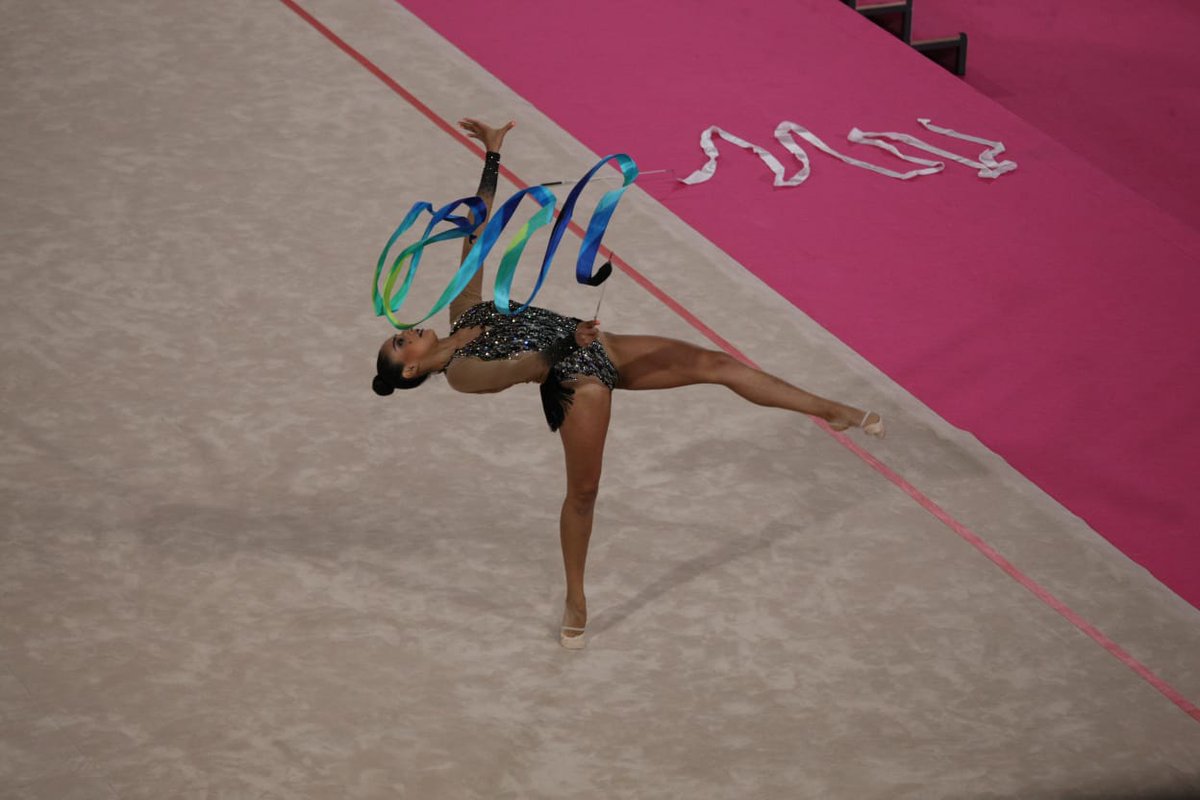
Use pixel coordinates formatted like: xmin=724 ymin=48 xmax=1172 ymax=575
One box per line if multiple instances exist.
xmin=698 ymin=350 xmax=739 ymax=382
xmin=565 ymin=484 xmax=600 ymax=514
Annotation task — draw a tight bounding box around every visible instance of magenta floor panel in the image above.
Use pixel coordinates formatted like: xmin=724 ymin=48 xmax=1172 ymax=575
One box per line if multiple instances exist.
xmin=398 ymin=0 xmax=1200 ymax=609
xmin=916 ymin=0 xmax=1200 ymax=230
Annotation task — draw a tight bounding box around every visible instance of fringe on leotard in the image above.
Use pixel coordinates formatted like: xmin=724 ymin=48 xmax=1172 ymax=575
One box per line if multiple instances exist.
xmin=539 ymin=377 xmax=575 ymax=432
xmin=538 ymin=335 xmax=581 ymax=432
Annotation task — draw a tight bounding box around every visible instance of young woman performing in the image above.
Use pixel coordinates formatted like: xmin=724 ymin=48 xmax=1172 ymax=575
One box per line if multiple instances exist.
xmin=374 ymin=118 xmax=885 ymax=649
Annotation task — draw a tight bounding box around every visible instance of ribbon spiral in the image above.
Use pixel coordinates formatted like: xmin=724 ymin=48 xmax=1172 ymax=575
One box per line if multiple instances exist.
xmin=373 ymin=154 xmax=638 ymax=329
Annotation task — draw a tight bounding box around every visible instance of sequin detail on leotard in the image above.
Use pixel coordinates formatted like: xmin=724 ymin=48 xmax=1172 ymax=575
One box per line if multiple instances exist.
xmin=442 ymin=302 xmax=618 ymax=430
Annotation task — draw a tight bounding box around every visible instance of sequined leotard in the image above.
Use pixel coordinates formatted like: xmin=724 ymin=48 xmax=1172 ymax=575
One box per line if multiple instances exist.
xmin=440 ymin=301 xmax=619 ymax=431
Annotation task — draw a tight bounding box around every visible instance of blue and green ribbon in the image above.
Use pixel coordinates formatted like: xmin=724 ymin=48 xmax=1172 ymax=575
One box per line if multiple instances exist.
xmin=373 ymin=154 xmax=638 ymax=329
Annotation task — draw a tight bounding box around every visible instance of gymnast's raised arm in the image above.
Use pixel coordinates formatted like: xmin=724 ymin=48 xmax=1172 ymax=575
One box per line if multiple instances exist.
xmin=447 ymin=118 xmax=515 ymax=326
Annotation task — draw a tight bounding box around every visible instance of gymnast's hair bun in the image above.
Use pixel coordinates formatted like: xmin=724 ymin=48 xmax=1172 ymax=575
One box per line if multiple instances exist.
xmin=372 ymin=374 xmax=395 ymax=396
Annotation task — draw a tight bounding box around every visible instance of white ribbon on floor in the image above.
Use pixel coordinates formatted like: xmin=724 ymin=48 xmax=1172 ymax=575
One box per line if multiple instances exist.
xmin=679 ymin=125 xmax=809 ymax=187
xmin=777 ymin=121 xmax=944 ymax=181
xmin=849 ymin=119 xmax=1018 ymax=179
xmin=679 ymin=118 xmax=1017 ymax=186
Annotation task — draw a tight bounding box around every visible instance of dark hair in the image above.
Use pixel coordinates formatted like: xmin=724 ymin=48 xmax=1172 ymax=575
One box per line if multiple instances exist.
xmin=373 ymin=351 xmax=430 ymax=396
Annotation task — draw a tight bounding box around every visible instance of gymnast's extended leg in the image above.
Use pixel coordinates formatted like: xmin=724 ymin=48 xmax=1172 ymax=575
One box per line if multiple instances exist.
xmin=605 ymin=333 xmax=880 ymax=431
xmin=556 ymin=377 xmax=611 ymax=648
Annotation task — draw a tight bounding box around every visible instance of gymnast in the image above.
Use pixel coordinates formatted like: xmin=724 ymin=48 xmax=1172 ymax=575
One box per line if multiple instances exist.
xmin=373 ymin=118 xmax=885 ymax=649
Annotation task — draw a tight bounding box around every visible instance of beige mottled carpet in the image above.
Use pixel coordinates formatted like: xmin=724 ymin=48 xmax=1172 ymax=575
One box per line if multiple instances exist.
xmin=1 ymin=1 xmax=1198 ymax=798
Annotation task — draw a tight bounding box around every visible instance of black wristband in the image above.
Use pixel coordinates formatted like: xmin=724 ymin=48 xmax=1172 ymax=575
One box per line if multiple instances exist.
xmin=477 ymin=151 xmax=501 ymax=197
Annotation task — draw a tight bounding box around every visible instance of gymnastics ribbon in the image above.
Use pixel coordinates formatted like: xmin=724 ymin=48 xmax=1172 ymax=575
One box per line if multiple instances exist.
xmin=372 ymin=196 xmax=488 ymax=329
xmin=848 ymin=118 xmax=1018 ymax=179
xmin=496 ymin=153 xmax=637 ymax=312
xmin=374 ymin=154 xmax=638 ymax=329
xmin=680 ymin=118 xmax=1015 ymax=186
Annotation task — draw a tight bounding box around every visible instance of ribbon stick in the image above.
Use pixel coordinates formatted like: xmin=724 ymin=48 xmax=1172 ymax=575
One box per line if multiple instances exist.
xmin=374 ymin=154 xmax=637 ymax=328
xmin=540 ymin=168 xmax=671 ymax=187
xmin=592 ymin=278 xmax=608 ymax=321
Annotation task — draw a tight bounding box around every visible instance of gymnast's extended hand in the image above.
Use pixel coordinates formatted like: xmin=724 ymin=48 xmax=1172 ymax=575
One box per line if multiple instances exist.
xmin=459 ymin=117 xmax=514 ymax=154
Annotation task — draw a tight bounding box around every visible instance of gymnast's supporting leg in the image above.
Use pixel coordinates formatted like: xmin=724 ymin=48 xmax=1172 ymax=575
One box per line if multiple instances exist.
xmin=607 ymin=333 xmax=879 ymax=430
xmin=557 ymin=378 xmax=611 ymax=648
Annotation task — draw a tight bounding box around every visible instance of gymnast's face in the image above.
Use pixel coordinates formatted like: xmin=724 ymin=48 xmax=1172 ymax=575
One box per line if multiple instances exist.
xmin=379 ymin=328 xmax=438 ymax=378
